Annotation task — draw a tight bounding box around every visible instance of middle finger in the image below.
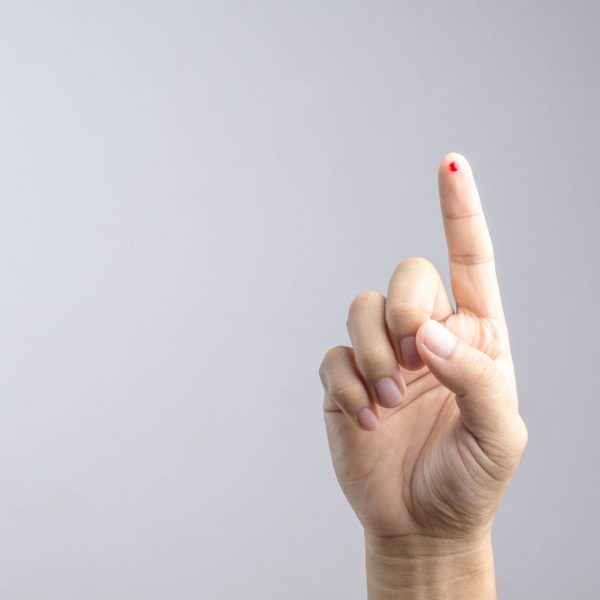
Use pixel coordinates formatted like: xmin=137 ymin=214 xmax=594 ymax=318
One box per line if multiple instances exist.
xmin=386 ymin=256 xmax=454 ymax=370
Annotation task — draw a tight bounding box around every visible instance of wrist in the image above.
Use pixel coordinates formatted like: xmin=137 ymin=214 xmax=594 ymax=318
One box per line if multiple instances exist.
xmin=365 ymin=530 xmax=496 ymax=600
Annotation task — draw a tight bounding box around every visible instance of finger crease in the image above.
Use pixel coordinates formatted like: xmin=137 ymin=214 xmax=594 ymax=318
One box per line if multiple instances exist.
xmin=443 ymin=211 xmax=482 ymax=220
xmin=450 ymin=253 xmax=494 ymax=266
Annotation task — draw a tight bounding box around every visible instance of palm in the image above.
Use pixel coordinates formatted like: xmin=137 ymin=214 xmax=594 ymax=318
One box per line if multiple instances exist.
xmin=325 ymin=312 xmax=511 ymax=538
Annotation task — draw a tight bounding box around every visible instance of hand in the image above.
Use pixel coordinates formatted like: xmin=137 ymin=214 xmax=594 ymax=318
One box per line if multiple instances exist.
xmin=318 ymin=153 xmax=527 ymax=598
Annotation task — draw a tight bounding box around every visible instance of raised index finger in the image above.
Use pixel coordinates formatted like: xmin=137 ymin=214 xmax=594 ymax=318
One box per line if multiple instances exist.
xmin=438 ymin=152 xmax=505 ymax=322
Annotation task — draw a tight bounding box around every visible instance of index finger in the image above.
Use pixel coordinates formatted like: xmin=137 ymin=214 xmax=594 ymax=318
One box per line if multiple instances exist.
xmin=438 ymin=152 xmax=505 ymax=322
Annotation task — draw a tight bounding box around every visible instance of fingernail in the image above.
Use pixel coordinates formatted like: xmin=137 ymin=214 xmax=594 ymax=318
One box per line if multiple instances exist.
xmin=375 ymin=378 xmax=402 ymax=408
xmin=423 ymin=320 xmax=457 ymax=358
xmin=399 ymin=336 xmax=422 ymax=369
xmin=357 ymin=407 xmax=379 ymax=431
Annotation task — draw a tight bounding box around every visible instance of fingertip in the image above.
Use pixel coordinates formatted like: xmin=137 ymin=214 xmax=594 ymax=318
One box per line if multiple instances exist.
xmin=399 ymin=336 xmax=423 ymax=370
xmin=357 ymin=406 xmax=380 ymax=431
xmin=377 ymin=373 xmax=409 ymax=409
xmin=437 ymin=152 xmax=483 ymax=219
xmin=421 ymin=319 xmax=458 ymax=359
xmin=415 ymin=319 xmax=453 ymax=363
xmin=415 ymin=319 xmax=427 ymax=346
xmin=438 ymin=152 xmax=471 ymax=181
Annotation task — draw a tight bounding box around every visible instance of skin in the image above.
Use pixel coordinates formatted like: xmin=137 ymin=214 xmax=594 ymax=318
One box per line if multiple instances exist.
xmin=318 ymin=153 xmax=528 ymax=599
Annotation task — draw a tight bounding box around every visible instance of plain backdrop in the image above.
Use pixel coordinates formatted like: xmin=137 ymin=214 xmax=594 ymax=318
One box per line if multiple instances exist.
xmin=1 ymin=2 xmax=599 ymax=598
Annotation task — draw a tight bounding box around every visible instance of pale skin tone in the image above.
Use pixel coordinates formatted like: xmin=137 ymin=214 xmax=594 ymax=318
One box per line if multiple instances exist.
xmin=319 ymin=153 xmax=528 ymax=599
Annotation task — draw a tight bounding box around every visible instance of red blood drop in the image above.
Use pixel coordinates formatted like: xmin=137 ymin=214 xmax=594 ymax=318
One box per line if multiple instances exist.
xmin=449 ymin=161 xmax=458 ymax=172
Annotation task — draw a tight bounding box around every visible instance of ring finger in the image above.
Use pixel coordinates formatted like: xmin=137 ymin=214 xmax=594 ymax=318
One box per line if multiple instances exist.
xmin=346 ymin=291 xmax=407 ymax=409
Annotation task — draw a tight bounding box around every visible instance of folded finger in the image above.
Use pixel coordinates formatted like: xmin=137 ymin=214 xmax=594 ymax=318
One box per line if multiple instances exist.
xmin=386 ymin=257 xmax=454 ymax=370
xmin=319 ymin=346 xmax=380 ymax=432
xmin=346 ymin=291 xmax=407 ymax=409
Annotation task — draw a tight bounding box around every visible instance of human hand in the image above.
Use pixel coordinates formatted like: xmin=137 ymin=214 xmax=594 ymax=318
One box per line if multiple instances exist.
xmin=318 ymin=153 xmax=527 ymax=598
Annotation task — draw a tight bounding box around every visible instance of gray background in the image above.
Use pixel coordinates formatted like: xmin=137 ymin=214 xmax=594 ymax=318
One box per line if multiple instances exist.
xmin=0 ymin=1 xmax=598 ymax=598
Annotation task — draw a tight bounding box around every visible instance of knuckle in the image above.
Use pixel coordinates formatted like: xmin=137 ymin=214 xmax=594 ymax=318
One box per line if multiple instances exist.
xmin=331 ymin=380 xmax=365 ymax=405
xmin=357 ymin=346 xmax=389 ymax=380
xmin=348 ymin=291 xmax=384 ymax=320
xmin=391 ymin=256 xmax=437 ymax=284
xmin=319 ymin=346 xmax=350 ymax=383
xmin=387 ymin=300 xmax=430 ymax=327
xmin=398 ymin=255 xmax=435 ymax=272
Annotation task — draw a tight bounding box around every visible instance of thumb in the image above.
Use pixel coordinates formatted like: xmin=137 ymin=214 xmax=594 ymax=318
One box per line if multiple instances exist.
xmin=415 ymin=319 xmax=526 ymax=462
